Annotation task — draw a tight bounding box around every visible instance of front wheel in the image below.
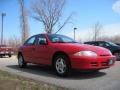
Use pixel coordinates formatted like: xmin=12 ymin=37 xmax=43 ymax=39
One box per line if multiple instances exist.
xmin=18 ymin=54 xmax=27 ymax=68
xmin=54 ymin=55 xmax=71 ymax=77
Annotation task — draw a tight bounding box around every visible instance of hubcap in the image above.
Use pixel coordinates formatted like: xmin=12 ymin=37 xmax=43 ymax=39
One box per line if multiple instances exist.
xmin=18 ymin=56 xmax=23 ymax=66
xmin=56 ymin=58 xmax=66 ymax=74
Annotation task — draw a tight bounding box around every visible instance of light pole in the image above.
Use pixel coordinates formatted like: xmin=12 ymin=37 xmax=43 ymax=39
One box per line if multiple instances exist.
xmin=1 ymin=13 xmax=6 ymax=45
xmin=74 ymin=27 xmax=77 ymax=40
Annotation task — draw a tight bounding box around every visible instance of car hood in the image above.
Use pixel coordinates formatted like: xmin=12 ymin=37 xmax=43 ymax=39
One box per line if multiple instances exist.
xmin=79 ymin=44 xmax=111 ymax=55
xmin=57 ymin=43 xmax=112 ymax=56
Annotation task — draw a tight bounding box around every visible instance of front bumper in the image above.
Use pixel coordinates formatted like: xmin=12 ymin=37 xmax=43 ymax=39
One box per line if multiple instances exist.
xmin=70 ymin=55 xmax=116 ymax=70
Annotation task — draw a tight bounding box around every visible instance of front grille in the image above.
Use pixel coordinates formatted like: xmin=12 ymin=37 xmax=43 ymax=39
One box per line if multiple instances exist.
xmin=90 ymin=62 xmax=98 ymax=66
xmin=90 ymin=61 xmax=109 ymax=67
xmin=101 ymin=62 xmax=108 ymax=66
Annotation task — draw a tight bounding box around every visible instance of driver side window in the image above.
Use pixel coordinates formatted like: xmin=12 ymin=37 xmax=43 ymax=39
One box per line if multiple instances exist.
xmin=37 ymin=35 xmax=47 ymax=45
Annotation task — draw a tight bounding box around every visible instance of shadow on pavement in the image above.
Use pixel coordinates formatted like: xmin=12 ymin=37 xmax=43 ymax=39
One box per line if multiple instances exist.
xmin=7 ymin=64 xmax=106 ymax=80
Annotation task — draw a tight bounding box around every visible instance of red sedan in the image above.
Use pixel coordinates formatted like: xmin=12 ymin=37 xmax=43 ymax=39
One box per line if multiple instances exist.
xmin=18 ymin=34 xmax=116 ymax=76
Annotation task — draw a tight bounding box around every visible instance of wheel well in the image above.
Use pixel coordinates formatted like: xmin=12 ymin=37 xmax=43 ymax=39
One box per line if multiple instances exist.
xmin=52 ymin=51 xmax=71 ymax=67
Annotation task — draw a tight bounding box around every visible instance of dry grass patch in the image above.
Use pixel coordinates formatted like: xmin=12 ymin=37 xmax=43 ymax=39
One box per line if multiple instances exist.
xmin=0 ymin=70 xmax=67 ymax=90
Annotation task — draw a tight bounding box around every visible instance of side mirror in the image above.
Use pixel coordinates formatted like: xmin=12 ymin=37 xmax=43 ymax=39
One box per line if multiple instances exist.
xmin=39 ymin=40 xmax=47 ymax=45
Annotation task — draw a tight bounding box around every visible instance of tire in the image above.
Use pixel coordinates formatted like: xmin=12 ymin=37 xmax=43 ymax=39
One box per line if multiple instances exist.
xmin=53 ymin=54 xmax=71 ymax=77
xmin=18 ymin=54 xmax=27 ymax=68
xmin=0 ymin=55 xmax=2 ymax=58
xmin=8 ymin=54 xmax=11 ymax=58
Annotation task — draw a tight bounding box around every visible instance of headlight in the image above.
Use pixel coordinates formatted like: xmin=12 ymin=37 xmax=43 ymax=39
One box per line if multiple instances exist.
xmin=74 ymin=51 xmax=97 ymax=56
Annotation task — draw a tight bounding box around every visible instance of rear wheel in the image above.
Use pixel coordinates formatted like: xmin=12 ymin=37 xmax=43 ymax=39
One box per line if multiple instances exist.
xmin=0 ymin=55 xmax=2 ymax=58
xmin=8 ymin=54 xmax=11 ymax=58
xmin=18 ymin=54 xmax=27 ymax=68
xmin=53 ymin=54 xmax=71 ymax=77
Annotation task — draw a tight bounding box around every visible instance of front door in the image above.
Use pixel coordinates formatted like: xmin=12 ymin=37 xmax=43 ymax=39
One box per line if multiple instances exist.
xmin=34 ymin=35 xmax=50 ymax=65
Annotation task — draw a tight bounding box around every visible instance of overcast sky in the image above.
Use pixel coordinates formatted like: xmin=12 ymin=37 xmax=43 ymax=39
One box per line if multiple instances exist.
xmin=0 ymin=0 xmax=120 ymax=41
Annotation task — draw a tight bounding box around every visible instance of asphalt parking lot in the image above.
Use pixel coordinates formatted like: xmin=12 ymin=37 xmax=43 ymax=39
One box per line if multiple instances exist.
xmin=0 ymin=56 xmax=120 ymax=90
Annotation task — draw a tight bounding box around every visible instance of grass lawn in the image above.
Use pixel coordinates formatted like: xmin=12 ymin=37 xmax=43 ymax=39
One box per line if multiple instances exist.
xmin=0 ymin=70 xmax=67 ymax=90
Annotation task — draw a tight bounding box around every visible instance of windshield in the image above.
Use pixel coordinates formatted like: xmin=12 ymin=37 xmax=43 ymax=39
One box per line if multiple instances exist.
xmin=48 ymin=34 xmax=77 ymax=43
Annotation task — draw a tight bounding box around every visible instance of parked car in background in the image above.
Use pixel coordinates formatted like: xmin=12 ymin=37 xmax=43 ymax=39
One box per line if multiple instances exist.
xmin=115 ymin=43 xmax=120 ymax=46
xmin=18 ymin=34 xmax=116 ymax=77
xmin=84 ymin=41 xmax=120 ymax=60
xmin=0 ymin=45 xmax=14 ymax=57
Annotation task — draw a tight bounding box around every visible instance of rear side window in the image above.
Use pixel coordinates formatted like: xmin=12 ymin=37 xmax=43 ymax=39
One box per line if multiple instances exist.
xmin=24 ymin=36 xmax=36 ymax=45
xmin=85 ymin=42 xmax=98 ymax=46
xmin=85 ymin=42 xmax=94 ymax=45
xmin=98 ymin=42 xmax=109 ymax=47
xmin=92 ymin=42 xmax=98 ymax=46
xmin=90 ymin=43 xmax=96 ymax=46
xmin=98 ymin=42 xmax=104 ymax=47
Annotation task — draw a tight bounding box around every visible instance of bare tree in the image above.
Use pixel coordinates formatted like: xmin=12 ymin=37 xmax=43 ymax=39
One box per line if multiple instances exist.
xmin=92 ymin=22 xmax=103 ymax=41
xmin=32 ymin=0 xmax=71 ymax=33
xmin=19 ymin=0 xmax=29 ymax=44
xmin=99 ymin=35 xmax=120 ymax=43
xmin=113 ymin=35 xmax=120 ymax=43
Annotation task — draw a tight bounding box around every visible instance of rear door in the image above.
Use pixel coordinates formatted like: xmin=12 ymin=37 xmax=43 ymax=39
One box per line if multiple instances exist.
xmin=22 ymin=36 xmax=36 ymax=62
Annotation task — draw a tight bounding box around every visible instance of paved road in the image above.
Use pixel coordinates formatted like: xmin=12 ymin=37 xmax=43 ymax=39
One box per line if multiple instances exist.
xmin=0 ymin=56 xmax=120 ymax=90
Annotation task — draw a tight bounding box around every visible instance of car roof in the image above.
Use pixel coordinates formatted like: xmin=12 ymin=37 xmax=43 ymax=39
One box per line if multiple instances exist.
xmin=31 ymin=33 xmax=63 ymax=37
